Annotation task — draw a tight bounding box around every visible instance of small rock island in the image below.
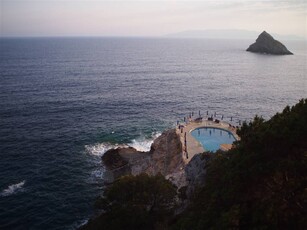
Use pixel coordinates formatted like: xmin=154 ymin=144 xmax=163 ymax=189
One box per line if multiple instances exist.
xmin=247 ymin=31 xmax=293 ymax=55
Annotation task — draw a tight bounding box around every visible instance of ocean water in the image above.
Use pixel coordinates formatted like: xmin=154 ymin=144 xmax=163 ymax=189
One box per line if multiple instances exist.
xmin=0 ymin=37 xmax=306 ymax=229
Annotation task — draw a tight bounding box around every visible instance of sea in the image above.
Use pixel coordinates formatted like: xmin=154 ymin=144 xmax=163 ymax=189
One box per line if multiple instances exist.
xmin=0 ymin=37 xmax=306 ymax=229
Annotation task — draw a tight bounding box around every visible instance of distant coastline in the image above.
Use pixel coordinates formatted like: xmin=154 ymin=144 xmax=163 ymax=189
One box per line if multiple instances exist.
xmin=166 ymin=29 xmax=306 ymax=41
xmin=1 ymin=29 xmax=306 ymax=41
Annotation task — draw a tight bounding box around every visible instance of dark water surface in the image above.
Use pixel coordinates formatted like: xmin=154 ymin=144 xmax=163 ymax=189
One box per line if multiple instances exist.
xmin=0 ymin=37 xmax=306 ymax=229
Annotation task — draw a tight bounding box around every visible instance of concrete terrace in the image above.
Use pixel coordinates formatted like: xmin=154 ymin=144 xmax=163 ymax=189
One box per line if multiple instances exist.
xmin=176 ymin=119 xmax=240 ymax=164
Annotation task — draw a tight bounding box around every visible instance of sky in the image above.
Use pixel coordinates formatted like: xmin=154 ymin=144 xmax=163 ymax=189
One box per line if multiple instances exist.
xmin=1 ymin=0 xmax=306 ymax=38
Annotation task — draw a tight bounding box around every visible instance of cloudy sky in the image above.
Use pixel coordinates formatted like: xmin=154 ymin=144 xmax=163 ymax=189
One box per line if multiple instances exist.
xmin=1 ymin=0 xmax=306 ymax=38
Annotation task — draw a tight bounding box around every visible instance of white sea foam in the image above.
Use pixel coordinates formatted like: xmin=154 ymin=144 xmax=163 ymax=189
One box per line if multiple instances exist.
xmin=129 ymin=132 xmax=161 ymax=152
xmin=85 ymin=132 xmax=161 ymax=157
xmin=84 ymin=133 xmax=161 ymax=185
xmin=90 ymin=169 xmax=105 ymax=179
xmin=1 ymin=180 xmax=25 ymax=197
xmin=85 ymin=143 xmax=127 ymax=157
xmin=70 ymin=218 xmax=89 ymax=230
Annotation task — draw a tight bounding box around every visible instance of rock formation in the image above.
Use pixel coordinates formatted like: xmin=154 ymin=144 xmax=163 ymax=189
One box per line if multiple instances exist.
xmin=147 ymin=129 xmax=184 ymax=176
xmin=185 ymin=152 xmax=211 ymax=197
xmin=102 ymin=147 xmax=146 ymax=183
xmin=246 ymin=31 xmax=293 ymax=55
xmin=102 ymin=129 xmax=185 ymax=186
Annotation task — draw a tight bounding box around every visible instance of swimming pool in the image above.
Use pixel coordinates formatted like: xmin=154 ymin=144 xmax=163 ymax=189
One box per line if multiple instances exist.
xmin=191 ymin=127 xmax=236 ymax=152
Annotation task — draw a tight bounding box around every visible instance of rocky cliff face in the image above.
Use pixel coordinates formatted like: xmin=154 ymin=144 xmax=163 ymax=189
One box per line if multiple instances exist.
xmin=101 ymin=129 xmax=185 ymax=186
xmin=247 ymin=31 xmax=293 ymax=55
xmin=185 ymin=153 xmax=211 ymax=197
xmin=102 ymin=147 xmax=147 ymax=183
xmin=146 ymin=129 xmax=184 ymax=176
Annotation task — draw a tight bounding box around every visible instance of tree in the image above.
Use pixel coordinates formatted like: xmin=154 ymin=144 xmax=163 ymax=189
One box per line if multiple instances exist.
xmin=83 ymin=173 xmax=177 ymax=230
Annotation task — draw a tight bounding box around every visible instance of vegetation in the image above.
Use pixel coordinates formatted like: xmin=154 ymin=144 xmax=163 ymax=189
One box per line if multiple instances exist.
xmin=82 ymin=99 xmax=306 ymax=230
xmin=82 ymin=173 xmax=177 ymax=230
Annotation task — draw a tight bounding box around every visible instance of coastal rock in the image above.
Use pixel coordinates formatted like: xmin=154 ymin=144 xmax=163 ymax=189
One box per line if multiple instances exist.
xmin=102 ymin=147 xmax=143 ymax=183
xmin=102 ymin=147 xmax=131 ymax=170
xmin=246 ymin=31 xmax=293 ymax=55
xmin=101 ymin=129 xmax=185 ymax=185
xmin=185 ymin=152 xmax=211 ymax=197
xmin=101 ymin=147 xmax=150 ymax=183
xmin=147 ymin=129 xmax=184 ymax=176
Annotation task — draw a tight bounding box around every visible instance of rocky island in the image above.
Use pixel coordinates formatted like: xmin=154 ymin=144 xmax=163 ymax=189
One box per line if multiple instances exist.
xmin=247 ymin=31 xmax=293 ymax=55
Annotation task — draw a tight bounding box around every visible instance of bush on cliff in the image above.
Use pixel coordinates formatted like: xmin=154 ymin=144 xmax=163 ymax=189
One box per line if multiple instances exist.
xmin=82 ymin=173 xmax=177 ymax=230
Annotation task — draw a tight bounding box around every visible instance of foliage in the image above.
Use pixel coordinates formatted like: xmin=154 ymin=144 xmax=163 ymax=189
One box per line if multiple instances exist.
xmin=82 ymin=173 xmax=177 ymax=230
xmin=173 ymin=99 xmax=307 ymax=229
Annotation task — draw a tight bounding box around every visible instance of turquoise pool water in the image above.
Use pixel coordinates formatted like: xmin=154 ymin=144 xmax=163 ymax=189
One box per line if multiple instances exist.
xmin=191 ymin=127 xmax=236 ymax=152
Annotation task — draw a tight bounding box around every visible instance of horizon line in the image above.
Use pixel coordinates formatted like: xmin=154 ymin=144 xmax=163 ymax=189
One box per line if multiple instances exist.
xmin=1 ymin=35 xmax=306 ymax=41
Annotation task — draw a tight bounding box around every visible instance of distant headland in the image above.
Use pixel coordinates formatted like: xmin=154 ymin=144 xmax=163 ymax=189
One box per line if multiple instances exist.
xmin=246 ymin=31 xmax=293 ymax=55
xmin=166 ymin=29 xmax=304 ymax=40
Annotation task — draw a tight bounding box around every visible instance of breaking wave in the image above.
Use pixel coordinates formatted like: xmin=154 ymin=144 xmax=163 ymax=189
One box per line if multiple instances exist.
xmin=129 ymin=132 xmax=161 ymax=152
xmin=85 ymin=142 xmax=126 ymax=157
xmin=1 ymin=180 xmax=26 ymax=197
xmin=85 ymin=132 xmax=161 ymax=157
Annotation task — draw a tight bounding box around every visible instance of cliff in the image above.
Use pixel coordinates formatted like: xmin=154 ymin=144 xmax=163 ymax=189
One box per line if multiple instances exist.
xmin=185 ymin=152 xmax=211 ymax=198
xmin=102 ymin=147 xmax=146 ymax=183
xmin=246 ymin=31 xmax=293 ymax=55
xmin=147 ymin=129 xmax=184 ymax=175
xmin=102 ymin=129 xmax=185 ymax=186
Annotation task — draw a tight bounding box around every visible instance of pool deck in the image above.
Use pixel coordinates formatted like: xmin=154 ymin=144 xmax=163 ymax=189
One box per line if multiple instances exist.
xmin=176 ymin=119 xmax=240 ymax=164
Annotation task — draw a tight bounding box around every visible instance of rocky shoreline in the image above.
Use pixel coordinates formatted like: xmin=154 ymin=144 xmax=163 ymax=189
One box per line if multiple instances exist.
xmin=101 ymin=128 xmax=209 ymax=190
xmin=102 ymin=129 xmax=185 ymax=187
xmin=80 ymin=128 xmax=218 ymax=229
